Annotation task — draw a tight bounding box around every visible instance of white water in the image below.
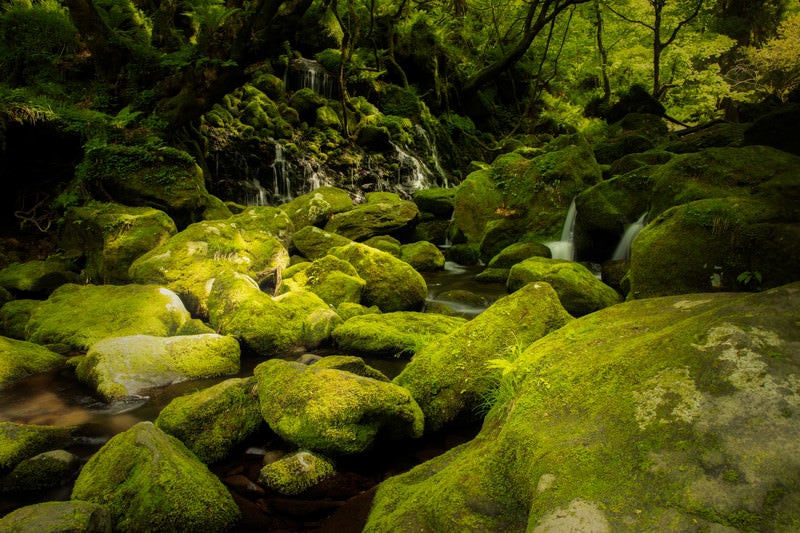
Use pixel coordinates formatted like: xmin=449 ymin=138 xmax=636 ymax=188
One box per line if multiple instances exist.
xmin=545 ymin=199 xmax=578 ymax=260
xmin=291 ymin=58 xmax=334 ymax=97
xmin=244 ymin=178 xmax=269 ymax=206
xmin=392 ymin=142 xmax=434 ymax=193
xmin=414 ymin=124 xmax=448 ymax=187
xmin=611 ymin=212 xmax=648 ymax=261
xmin=271 ymin=142 xmax=292 ymax=203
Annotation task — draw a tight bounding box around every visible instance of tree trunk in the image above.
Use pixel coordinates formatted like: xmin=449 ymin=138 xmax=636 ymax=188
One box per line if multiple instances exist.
xmin=593 ymin=0 xmax=611 ymax=103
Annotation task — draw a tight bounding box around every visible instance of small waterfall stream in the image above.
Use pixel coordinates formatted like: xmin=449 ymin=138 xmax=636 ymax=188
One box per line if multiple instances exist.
xmin=611 ymin=212 xmax=648 ymax=261
xmin=392 ymin=142 xmax=435 ymax=194
xmin=288 ymin=58 xmax=334 ymax=97
xmin=271 ymin=142 xmax=292 ymax=203
xmin=545 ymin=199 xmax=578 ymax=260
xmin=414 ymin=124 xmax=448 ymax=187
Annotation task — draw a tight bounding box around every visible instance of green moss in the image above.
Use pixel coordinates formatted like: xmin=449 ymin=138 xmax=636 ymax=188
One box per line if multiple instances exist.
xmin=0 ymin=336 xmax=65 ymax=387
xmin=259 ymin=450 xmax=335 ymax=495
xmin=2 ymin=449 xmax=79 ymax=492
xmin=324 ymin=199 xmax=419 ymax=241
xmin=400 ymin=241 xmax=445 ymax=271
xmin=0 ymin=256 xmax=77 ymax=296
xmin=292 ymin=225 xmax=352 ymax=260
xmin=0 ymin=422 xmax=75 ymax=472
xmin=282 ymin=254 xmax=365 ymax=307
xmin=279 ymin=186 xmax=353 ymax=230
xmin=0 ymin=501 xmax=111 ymax=532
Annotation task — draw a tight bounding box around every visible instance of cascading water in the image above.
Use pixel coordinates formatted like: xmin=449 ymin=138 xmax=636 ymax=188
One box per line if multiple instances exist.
xmin=271 ymin=142 xmax=293 ymax=203
xmin=243 ymin=178 xmax=269 ymax=206
xmin=611 ymin=212 xmax=648 ymax=261
xmin=288 ymin=58 xmax=334 ymax=97
xmin=414 ymin=124 xmax=448 ymax=187
xmin=392 ymin=142 xmax=434 ymax=194
xmin=545 ymin=199 xmax=578 ymax=260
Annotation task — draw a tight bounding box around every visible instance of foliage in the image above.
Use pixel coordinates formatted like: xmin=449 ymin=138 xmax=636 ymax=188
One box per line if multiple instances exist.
xmin=743 ymin=12 xmax=800 ymax=101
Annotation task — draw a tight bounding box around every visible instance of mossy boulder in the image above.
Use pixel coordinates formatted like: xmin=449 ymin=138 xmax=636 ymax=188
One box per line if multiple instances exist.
xmin=0 ymin=422 xmax=75 ymax=472
xmin=311 ymin=355 xmax=391 ymax=381
xmin=400 ymin=241 xmax=445 ymax=271
xmin=394 ymin=282 xmax=573 ymax=432
xmin=507 ymin=257 xmax=622 ymax=316
xmin=607 ymin=149 xmax=673 ymax=177
xmin=0 ymin=501 xmax=111 ymax=533
xmin=155 ymin=377 xmax=263 ymax=464
xmin=59 ymin=202 xmax=177 ymax=283
xmin=289 ymin=88 xmax=326 ymax=123
xmin=75 ymin=334 xmax=241 ymax=402
xmin=259 ymin=450 xmax=335 ymax=496
xmin=0 ymin=299 xmax=40 ymax=340
xmin=0 ymin=336 xmax=65 ymax=387
xmin=446 ymin=243 xmax=480 ymax=265
xmin=629 ymin=196 xmax=800 ymax=298
xmin=1 ymin=449 xmax=80 ymax=492
xmin=412 ymin=219 xmax=450 ymax=245
xmin=281 ymin=254 xmax=365 ymax=308
xmin=324 ymin=197 xmax=420 ymax=241
xmin=291 ymin=225 xmax=352 ymax=260
xmin=366 ymin=283 xmax=800 ymax=531
xmin=413 ymin=187 xmax=456 ymax=218
xmin=25 ymin=284 xmax=191 ymax=351
xmin=207 ymin=271 xmax=341 ymax=357
xmin=663 ymin=122 xmax=747 ymax=154
xmin=363 ymin=235 xmax=402 ymax=257
xmin=743 ymin=103 xmax=800 ymax=156
xmin=254 ymin=358 xmax=424 ymax=455
xmin=329 ymin=243 xmax=427 ymax=312
xmin=593 ymin=133 xmax=655 ymax=165
xmin=0 ymin=256 xmax=78 ymax=297
xmin=71 ymin=421 xmax=240 ymax=532
xmin=487 ymin=241 xmax=552 ymax=269
xmin=129 ymin=206 xmax=292 ymax=316
xmin=336 ymin=302 xmax=380 ymax=322
xmin=278 ymin=186 xmax=353 ymax=230
xmin=332 ymin=312 xmax=467 ymax=358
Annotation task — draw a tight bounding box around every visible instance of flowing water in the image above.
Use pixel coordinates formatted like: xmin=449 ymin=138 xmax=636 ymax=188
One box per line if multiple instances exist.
xmin=545 ymin=198 xmax=577 ymax=260
xmin=611 ymin=212 xmax=647 ymax=261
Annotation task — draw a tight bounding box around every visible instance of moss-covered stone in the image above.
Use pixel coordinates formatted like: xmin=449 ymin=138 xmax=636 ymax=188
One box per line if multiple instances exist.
xmin=254 ymin=358 xmax=423 ymax=455
xmin=332 ymin=312 xmax=467 ymax=358
xmin=743 ymin=103 xmax=800 ymax=156
xmin=446 ymin=243 xmax=480 ymax=265
xmin=25 ymin=284 xmax=191 ymax=351
xmin=0 ymin=256 xmax=78 ymax=297
xmin=291 ymin=225 xmax=352 ymax=260
xmin=76 ymin=334 xmax=240 ymax=402
xmin=311 ymin=355 xmax=390 ymax=381
xmin=0 ymin=299 xmax=40 ymax=340
xmin=0 ymin=336 xmax=64 ymax=388
xmin=129 ymin=206 xmax=292 ymax=316
xmin=71 ymin=421 xmax=239 ymax=532
xmin=607 ymin=149 xmax=673 ymax=177
xmin=59 ymin=202 xmax=177 ymax=283
xmin=336 ymin=302 xmax=380 ymax=322
xmin=412 ymin=219 xmax=450 ymax=245
xmin=400 ymin=241 xmax=445 ymax=271
xmin=363 ymin=235 xmax=402 ymax=257
xmin=207 ymin=271 xmax=341 ymax=357
xmin=282 ymin=254 xmax=365 ymax=307
xmin=413 ymin=187 xmax=456 ymax=218
xmin=507 ymin=257 xmax=622 ymax=316
xmin=474 ymin=267 xmax=509 ymax=284
xmin=324 ymin=198 xmax=420 ymax=241
xmin=366 ymin=283 xmax=800 ymax=531
xmin=663 ymin=122 xmax=748 ymax=154
xmin=258 ymin=450 xmax=335 ymax=496
xmin=329 ymin=243 xmax=427 ymax=312
xmin=289 ymin=88 xmax=326 ymax=123
xmin=0 ymin=422 xmax=75 ymax=472
xmin=593 ymin=133 xmax=655 ymax=165
xmin=0 ymin=501 xmax=111 ymax=533
xmin=394 ymin=282 xmax=573 ymax=432
xmin=2 ymin=449 xmax=79 ymax=492
xmin=155 ymin=377 xmax=263 ymax=464
xmin=487 ymin=241 xmax=552 ymax=269
xmin=279 ymin=186 xmax=353 ymax=230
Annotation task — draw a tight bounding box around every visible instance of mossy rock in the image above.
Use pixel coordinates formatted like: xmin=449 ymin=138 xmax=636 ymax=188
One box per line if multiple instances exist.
xmin=629 ymin=196 xmax=800 ymax=298
xmin=282 ymin=254 xmax=365 ymax=308
xmin=332 ymin=312 xmax=467 ymax=358
xmin=663 ymin=122 xmax=748 ymax=154
xmin=743 ymin=103 xmax=800 ymax=156
xmin=355 ymin=125 xmax=392 ymax=152
xmin=25 ymin=284 xmax=191 ymax=351
xmin=59 ymin=202 xmax=177 ymax=283
xmin=413 ymin=219 xmax=450 ymax=245
xmin=279 ymin=186 xmax=353 ymax=230
xmin=155 ymin=377 xmax=263 ymax=464
xmin=2 ymin=449 xmax=80 ymax=492
xmin=0 ymin=256 xmax=78 ymax=297
xmin=259 ymin=450 xmax=335 ymax=496
xmin=75 ymin=334 xmax=241 ymax=402
xmin=129 ymin=206 xmax=293 ymax=317
xmin=507 ymin=257 xmax=622 ymax=316
xmin=394 ymin=282 xmax=573 ymax=432
xmin=0 ymin=299 xmax=40 ymax=340
xmin=593 ymin=133 xmax=655 ymax=165
xmin=488 ymin=242 xmax=552 ymax=269
xmin=315 ymin=105 xmax=342 ymax=128
xmin=400 ymin=241 xmax=445 ymax=271
xmin=291 ymin=225 xmax=352 ymax=260
xmin=607 ymin=149 xmax=673 ymax=177
xmin=363 ymin=235 xmax=402 ymax=257
xmin=0 ymin=501 xmax=111 ymax=533
xmin=336 ymin=302 xmax=380 ymax=322
xmin=0 ymin=422 xmax=75 ymax=472
xmin=207 ymin=271 xmax=341 ymax=357
xmin=289 ymin=88 xmax=326 ymax=123
xmin=366 ymin=283 xmax=800 ymax=531
xmin=474 ymin=268 xmax=509 ymax=284
xmin=324 ymin=198 xmax=420 ymax=241
xmin=0 ymin=336 xmax=65 ymax=388
xmin=311 ymin=355 xmax=390 ymax=381
xmin=446 ymin=243 xmax=480 ymax=265
xmin=71 ymin=421 xmax=240 ymax=532
xmin=329 ymin=243 xmax=427 ymax=312
xmin=254 ymin=358 xmax=423 ymax=455
xmin=412 ymin=187 xmax=456 ymax=218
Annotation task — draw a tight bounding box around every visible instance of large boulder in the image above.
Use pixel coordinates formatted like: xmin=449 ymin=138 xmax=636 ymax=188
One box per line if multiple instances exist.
xmin=155 ymin=377 xmax=263 ymax=464
xmin=366 ymin=283 xmax=800 ymax=532
xmin=254 ymin=358 xmax=424 ymax=455
xmin=129 ymin=206 xmax=292 ymax=317
xmin=281 ymin=254 xmax=365 ymax=308
xmin=324 ymin=193 xmax=420 ymax=241
xmin=412 ymin=187 xmax=456 ymax=218
xmin=394 ymin=282 xmax=573 ymax=432
xmin=71 ymin=421 xmax=240 ymax=532
xmin=507 ymin=257 xmax=622 ymax=316
xmin=207 ymin=271 xmax=341 ymax=357
xmin=75 ymin=334 xmax=241 ymax=402
xmin=329 ymin=243 xmax=427 ymax=312
xmin=400 ymin=241 xmax=445 ymax=271
xmin=59 ymin=202 xmax=177 ymax=283
xmin=0 ymin=501 xmax=111 ymax=533
xmin=0 ymin=257 xmax=78 ymax=297
xmin=0 ymin=422 xmax=75 ymax=472
xmin=0 ymin=336 xmax=64 ymax=387
xmin=291 ymin=225 xmax=352 ymax=260
xmin=279 ymin=186 xmax=353 ymax=230
xmin=1 ymin=449 xmax=80 ymax=493
xmin=25 ymin=284 xmax=191 ymax=351
xmin=0 ymin=299 xmax=39 ymax=340
xmin=332 ymin=312 xmax=467 ymax=358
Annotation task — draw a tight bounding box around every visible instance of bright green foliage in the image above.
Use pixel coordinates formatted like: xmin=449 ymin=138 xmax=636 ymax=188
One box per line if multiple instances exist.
xmin=745 ymin=12 xmax=800 ymax=100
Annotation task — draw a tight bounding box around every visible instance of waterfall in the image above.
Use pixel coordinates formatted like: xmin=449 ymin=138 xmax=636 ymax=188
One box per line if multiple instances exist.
xmin=289 ymin=58 xmax=334 ymax=97
xmin=271 ymin=142 xmax=292 ymax=203
xmin=244 ymin=178 xmax=269 ymax=206
xmin=611 ymin=212 xmax=647 ymax=261
xmin=545 ymin=199 xmax=578 ymax=261
xmin=414 ymin=124 xmax=448 ymax=187
xmin=392 ymin=142 xmax=434 ymax=194
xmin=300 ymin=158 xmax=333 ymax=194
